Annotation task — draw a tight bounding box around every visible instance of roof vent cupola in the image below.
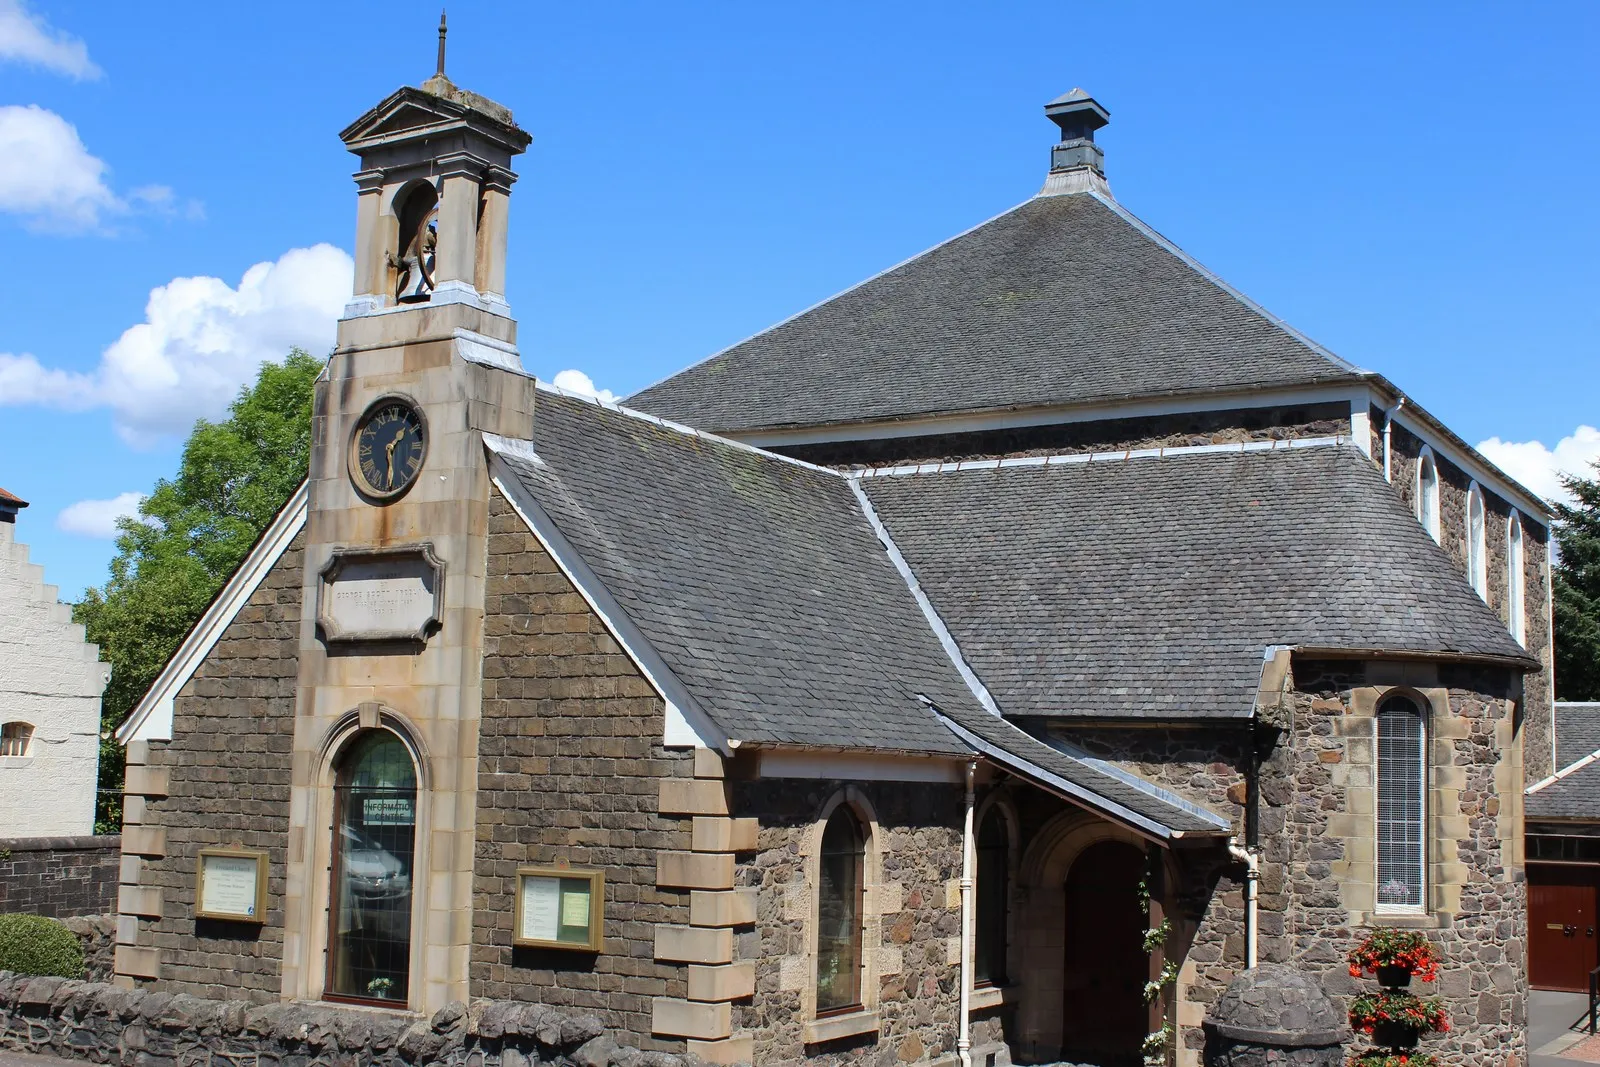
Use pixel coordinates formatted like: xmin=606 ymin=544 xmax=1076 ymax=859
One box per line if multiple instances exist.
xmin=1041 ymin=89 xmax=1111 ymax=198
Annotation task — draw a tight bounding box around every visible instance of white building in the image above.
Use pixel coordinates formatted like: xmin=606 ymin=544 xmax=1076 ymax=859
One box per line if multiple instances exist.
xmin=0 ymin=488 xmax=108 ymax=837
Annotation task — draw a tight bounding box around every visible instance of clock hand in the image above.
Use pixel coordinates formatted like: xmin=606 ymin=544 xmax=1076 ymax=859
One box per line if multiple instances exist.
xmin=385 ymin=435 xmax=400 ymax=486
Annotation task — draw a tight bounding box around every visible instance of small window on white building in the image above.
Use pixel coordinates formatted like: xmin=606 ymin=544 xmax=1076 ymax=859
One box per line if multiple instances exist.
xmin=1376 ymin=695 xmax=1426 ymax=911
xmin=0 ymin=721 xmax=33 ymax=756
xmin=1508 ymin=512 xmax=1526 ymax=645
xmin=1467 ymin=483 xmax=1487 ymax=599
xmin=1416 ymin=448 xmax=1440 ymax=543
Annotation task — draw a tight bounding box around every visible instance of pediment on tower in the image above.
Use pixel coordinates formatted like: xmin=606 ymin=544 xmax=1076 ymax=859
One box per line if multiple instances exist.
xmin=340 ymin=81 xmax=529 ymax=155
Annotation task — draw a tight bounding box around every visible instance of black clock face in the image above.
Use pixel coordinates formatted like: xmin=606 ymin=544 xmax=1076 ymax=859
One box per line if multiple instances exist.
xmin=353 ymin=401 xmax=425 ymax=498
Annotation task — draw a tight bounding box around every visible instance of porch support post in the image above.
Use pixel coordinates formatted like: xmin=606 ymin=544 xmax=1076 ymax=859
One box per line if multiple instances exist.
xmin=1145 ymin=844 xmax=1167 ymax=1047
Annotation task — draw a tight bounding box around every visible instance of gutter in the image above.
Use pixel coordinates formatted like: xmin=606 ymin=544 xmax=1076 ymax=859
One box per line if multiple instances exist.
xmin=1291 ymin=645 xmax=1542 ymax=672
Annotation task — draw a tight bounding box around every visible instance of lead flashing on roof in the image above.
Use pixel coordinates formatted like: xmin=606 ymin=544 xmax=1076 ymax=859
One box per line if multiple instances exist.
xmin=848 ymin=435 xmax=1347 ymax=479
xmin=1527 ymin=747 xmax=1600 ymax=795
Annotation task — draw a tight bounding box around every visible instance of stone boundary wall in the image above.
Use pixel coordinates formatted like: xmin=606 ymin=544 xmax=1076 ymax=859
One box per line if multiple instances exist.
xmin=0 ymin=836 xmax=120 ymax=918
xmin=0 ymin=972 xmax=711 ymax=1067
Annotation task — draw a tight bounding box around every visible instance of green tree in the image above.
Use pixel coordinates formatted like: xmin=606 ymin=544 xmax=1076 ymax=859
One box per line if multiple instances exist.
xmin=75 ymin=350 xmax=322 ymax=831
xmin=1555 ymin=460 xmax=1600 ymax=701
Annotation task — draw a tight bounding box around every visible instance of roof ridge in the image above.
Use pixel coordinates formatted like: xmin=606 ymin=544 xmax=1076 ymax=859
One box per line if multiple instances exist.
xmin=1527 ymin=745 xmax=1600 ymax=794
xmin=849 ymin=435 xmax=1348 ymax=479
xmin=533 ymin=378 xmax=843 ymax=479
xmin=1087 ymin=190 xmax=1366 ymax=378
xmin=625 ymin=198 xmax=1039 ymax=404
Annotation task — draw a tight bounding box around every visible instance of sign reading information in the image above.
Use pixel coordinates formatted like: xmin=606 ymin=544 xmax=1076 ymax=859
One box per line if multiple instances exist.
xmin=514 ymin=867 xmax=603 ymax=952
xmin=317 ymin=545 xmax=443 ymax=644
xmin=196 ymin=849 xmax=266 ymax=923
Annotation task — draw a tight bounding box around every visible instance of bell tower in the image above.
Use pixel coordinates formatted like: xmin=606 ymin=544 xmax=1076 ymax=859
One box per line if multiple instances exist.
xmin=279 ymin=25 xmax=539 ymax=1015
xmin=338 ymin=15 xmax=531 ymax=319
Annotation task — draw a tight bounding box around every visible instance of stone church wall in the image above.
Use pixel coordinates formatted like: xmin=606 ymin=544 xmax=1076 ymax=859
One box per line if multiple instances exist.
xmin=1275 ymin=657 xmax=1527 ymax=1065
xmin=473 ymin=491 xmax=694 ymax=1050
xmin=731 ymin=777 xmax=965 ymax=1067
xmin=119 ymin=534 xmax=306 ymax=1000
xmin=1389 ymin=422 xmax=1554 ymax=780
xmin=774 ymin=402 xmax=1351 ymax=470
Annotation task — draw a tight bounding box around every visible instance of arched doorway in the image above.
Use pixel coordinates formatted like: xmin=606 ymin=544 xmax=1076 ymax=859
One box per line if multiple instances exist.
xmin=1062 ymin=839 xmax=1147 ymax=1065
xmin=326 ymin=730 xmax=417 ymax=1004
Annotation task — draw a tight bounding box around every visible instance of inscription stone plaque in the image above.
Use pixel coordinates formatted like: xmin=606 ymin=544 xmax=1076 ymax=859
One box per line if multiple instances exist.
xmin=318 ymin=544 xmax=444 ymax=644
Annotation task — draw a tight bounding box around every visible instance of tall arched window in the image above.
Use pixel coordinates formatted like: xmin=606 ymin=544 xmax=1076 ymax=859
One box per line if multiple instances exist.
xmin=974 ymin=807 xmax=1010 ymax=986
xmin=1467 ymin=483 xmax=1487 ymax=598
xmin=816 ymin=806 xmax=866 ymax=1013
xmin=0 ymin=721 xmax=33 ymax=756
xmin=1416 ymin=448 xmax=1440 ymax=543
xmin=327 ymin=730 xmax=417 ymax=1004
xmin=1507 ymin=512 xmax=1526 ymax=645
xmin=1376 ymin=695 xmax=1426 ymax=911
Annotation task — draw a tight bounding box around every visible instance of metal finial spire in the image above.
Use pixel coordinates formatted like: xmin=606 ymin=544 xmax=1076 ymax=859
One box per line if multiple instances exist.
xmin=436 ymin=11 xmax=448 ymax=77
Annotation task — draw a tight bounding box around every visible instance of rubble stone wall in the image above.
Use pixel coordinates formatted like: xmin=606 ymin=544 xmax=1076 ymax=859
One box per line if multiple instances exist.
xmin=1389 ymin=423 xmax=1554 ymax=779
xmin=473 ymin=491 xmax=694 ymax=1050
xmin=732 ymin=777 xmax=965 ymax=1067
xmin=774 ymin=403 xmax=1351 ymax=470
xmin=0 ymin=972 xmax=701 ymax=1067
xmin=0 ymin=836 xmax=119 ymax=918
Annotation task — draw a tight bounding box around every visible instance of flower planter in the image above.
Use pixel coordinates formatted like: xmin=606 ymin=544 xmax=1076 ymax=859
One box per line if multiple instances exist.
xmin=1375 ymin=965 xmax=1411 ymax=989
xmin=1371 ymin=1021 xmax=1420 ymax=1049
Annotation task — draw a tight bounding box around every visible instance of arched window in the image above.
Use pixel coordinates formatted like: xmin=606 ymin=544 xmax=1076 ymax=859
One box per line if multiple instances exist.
xmin=0 ymin=721 xmax=33 ymax=756
xmin=1507 ymin=512 xmax=1526 ymax=645
xmin=1416 ymin=448 xmax=1440 ymax=543
xmin=1376 ymin=695 xmax=1426 ymax=911
xmin=392 ymin=181 xmax=438 ymax=304
xmin=327 ymin=730 xmax=418 ymax=1004
xmin=816 ymin=806 xmax=866 ymax=1013
xmin=974 ymin=807 xmax=1010 ymax=986
xmin=1467 ymin=483 xmax=1487 ymax=598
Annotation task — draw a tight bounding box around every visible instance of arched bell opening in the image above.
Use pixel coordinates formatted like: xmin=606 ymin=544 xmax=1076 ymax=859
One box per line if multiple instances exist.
xmin=391 ymin=180 xmax=438 ymax=303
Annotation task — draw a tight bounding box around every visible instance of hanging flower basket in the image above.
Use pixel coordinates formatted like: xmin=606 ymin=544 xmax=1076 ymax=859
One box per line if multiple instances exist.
xmin=1348 ymin=1053 xmax=1439 ymax=1067
xmin=1348 ymin=992 xmax=1450 ymax=1038
xmin=1347 ymin=930 xmax=1441 ymax=983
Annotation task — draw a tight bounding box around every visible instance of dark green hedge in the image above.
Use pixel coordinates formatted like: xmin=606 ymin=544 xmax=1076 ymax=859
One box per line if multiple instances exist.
xmin=0 ymin=914 xmax=84 ymax=978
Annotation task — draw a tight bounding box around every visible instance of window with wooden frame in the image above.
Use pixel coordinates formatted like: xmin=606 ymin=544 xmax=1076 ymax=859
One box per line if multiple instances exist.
xmin=0 ymin=722 xmax=32 ymax=757
xmin=1416 ymin=449 xmax=1441 ymax=543
xmin=1507 ymin=512 xmax=1526 ymax=645
xmin=1375 ymin=694 xmax=1427 ymax=912
xmin=1467 ymin=483 xmax=1487 ymax=599
xmin=816 ymin=805 xmax=866 ymax=1014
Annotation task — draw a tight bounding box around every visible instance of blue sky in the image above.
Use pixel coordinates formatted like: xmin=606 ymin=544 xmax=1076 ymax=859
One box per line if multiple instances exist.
xmin=2 ymin=1 xmax=1598 ymax=600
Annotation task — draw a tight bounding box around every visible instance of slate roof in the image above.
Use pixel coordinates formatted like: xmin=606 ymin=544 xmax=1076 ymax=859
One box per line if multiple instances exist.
xmin=1527 ymin=703 xmax=1600 ymax=821
xmin=1555 ymin=702 xmax=1600 ymax=767
xmin=628 ymin=192 xmax=1361 ymax=433
xmin=860 ymin=442 xmax=1535 ymax=720
xmin=491 ymin=390 xmax=980 ymax=753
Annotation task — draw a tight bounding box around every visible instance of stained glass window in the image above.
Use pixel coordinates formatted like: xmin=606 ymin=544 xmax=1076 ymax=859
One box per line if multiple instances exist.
xmin=328 ymin=731 xmax=417 ymax=1003
xmin=816 ymin=807 xmax=865 ymax=1013
xmin=1376 ymin=696 xmax=1425 ymax=910
xmin=974 ymin=808 xmax=1009 ymax=986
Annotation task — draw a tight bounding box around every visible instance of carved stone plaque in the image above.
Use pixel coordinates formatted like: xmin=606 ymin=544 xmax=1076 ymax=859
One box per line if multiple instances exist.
xmin=318 ymin=544 xmax=444 ymax=644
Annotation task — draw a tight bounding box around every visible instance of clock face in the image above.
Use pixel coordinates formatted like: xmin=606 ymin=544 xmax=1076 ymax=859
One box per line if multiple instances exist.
xmin=352 ymin=400 xmax=426 ymax=499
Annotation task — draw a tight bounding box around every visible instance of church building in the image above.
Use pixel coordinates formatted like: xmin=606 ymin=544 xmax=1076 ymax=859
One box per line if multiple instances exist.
xmin=110 ymin=55 xmax=1550 ymax=1067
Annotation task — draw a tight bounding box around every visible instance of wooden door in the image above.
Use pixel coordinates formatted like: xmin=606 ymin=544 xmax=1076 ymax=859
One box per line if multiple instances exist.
xmin=1529 ymin=864 xmax=1600 ymax=992
xmin=1062 ymin=840 xmax=1148 ymax=1066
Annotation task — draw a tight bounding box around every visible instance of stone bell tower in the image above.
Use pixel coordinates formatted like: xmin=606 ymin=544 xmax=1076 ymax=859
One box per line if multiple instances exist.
xmin=277 ymin=25 xmax=538 ymax=1014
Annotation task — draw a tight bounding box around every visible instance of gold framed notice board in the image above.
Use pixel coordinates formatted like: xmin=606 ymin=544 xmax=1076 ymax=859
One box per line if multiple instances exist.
xmin=195 ymin=848 xmax=267 ymax=922
xmin=513 ymin=867 xmax=603 ymax=952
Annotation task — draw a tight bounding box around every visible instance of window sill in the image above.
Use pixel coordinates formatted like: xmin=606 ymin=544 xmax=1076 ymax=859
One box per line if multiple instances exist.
xmin=1364 ymin=911 xmax=1444 ymax=930
xmin=969 ymin=983 xmax=1012 ymax=1011
xmin=804 ymin=1007 xmax=880 ymax=1044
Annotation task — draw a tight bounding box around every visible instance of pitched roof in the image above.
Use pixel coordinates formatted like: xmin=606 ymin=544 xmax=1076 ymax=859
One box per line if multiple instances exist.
xmin=1556 ymin=702 xmax=1600 ymax=767
xmin=487 ymin=387 xmax=1231 ymax=837
xmin=1527 ymin=761 xmax=1600 ymax=821
xmin=628 ymin=191 xmax=1361 ymax=433
xmin=0 ymin=487 xmax=27 ymax=507
xmin=859 ymin=442 xmax=1535 ymax=720
xmin=490 ymin=390 xmax=981 ymax=753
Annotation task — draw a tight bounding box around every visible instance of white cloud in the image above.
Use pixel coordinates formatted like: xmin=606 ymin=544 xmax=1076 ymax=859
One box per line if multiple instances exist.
xmin=56 ymin=492 xmax=145 ymax=538
xmin=0 ymin=244 xmax=354 ymax=444
xmin=0 ymin=0 xmax=100 ymax=80
xmin=1477 ymin=426 xmax=1600 ymax=507
xmin=0 ymin=105 xmax=120 ymax=232
xmin=552 ymin=369 xmax=618 ymax=404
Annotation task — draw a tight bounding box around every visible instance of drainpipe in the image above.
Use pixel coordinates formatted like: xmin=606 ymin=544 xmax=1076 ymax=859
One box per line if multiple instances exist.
xmin=958 ymin=760 xmax=977 ymax=1067
xmin=1227 ymin=837 xmax=1259 ymax=969
xmin=1383 ymin=397 xmax=1406 ymax=483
